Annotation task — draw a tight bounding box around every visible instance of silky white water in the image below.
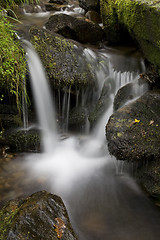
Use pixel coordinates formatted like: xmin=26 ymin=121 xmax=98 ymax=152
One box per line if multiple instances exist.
xmin=23 ymin=41 xmax=160 ymax=240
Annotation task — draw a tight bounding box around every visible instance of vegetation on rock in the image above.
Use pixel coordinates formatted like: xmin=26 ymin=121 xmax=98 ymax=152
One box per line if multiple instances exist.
xmin=0 ymin=0 xmax=39 ymax=9
xmin=100 ymin=0 xmax=160 ymax=73
xmin=29 ymin=27 xmax=95 ymax=89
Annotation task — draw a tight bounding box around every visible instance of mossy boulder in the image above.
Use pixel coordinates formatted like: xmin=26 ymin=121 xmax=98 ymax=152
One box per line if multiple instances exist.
xmin=106 ymin=89 xmax=160 ymax=162
xmin=45 ymin=14 xmax=104 ymax=45
xmin=106 ymin=89 xmax=160 ymax=194
xmin=100 ymin=0 xmax=160 ymax=73
xmin=0 ymin=190 xmax=78 ymax=240
xmin=28 ymin=27 xmax=95 ymax=89
xmin=2 ymin=130 xmax=40 ymax=152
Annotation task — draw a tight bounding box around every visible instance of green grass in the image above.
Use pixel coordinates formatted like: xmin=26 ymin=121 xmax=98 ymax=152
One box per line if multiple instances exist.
xmin=0 ymin=0 xmax=39 ymax=9
xmin=0 ymin=13 xmax=26 ymax=113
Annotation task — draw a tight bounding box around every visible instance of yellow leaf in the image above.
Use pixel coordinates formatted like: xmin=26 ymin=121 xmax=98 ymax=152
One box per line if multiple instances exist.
xmin=134 ymin=119 xmax=140 ymax=123
xmin=54 ymin=218 xmax=66 ymax=239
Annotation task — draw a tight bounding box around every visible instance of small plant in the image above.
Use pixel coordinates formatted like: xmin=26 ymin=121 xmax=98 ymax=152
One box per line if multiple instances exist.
xmin=0 ymin=13 xmax=26 ymax=113
xmin=0 ymin=0 xmax=39 ymax=9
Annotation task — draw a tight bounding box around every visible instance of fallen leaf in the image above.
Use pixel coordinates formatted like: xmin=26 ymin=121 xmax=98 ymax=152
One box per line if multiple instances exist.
xmin=149 ymin=120 xmax=154 ymax=125
xmin=134 ymin=119 xmax=140 ymax=123
xmin=54 ymin=218 xmax=66 ymax=239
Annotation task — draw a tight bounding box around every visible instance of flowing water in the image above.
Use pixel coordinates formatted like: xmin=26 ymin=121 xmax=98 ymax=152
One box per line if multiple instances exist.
xmin=1 ymin=1 xmax=160 ymax=239
xmin=20 ymin=39 xmax=160 ymax=240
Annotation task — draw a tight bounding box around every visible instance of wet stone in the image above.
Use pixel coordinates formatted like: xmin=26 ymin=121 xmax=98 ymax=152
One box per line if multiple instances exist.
xmin=0 ymin=191 xmax=78 ymax=240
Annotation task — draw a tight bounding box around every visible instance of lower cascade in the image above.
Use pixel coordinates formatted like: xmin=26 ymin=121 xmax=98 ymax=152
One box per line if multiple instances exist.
xmin=19 ymin=39 xmax=160 ymax=240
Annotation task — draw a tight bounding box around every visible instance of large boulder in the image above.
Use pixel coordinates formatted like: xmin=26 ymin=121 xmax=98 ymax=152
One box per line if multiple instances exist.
xmin=106 ymin=89 xmax=160 ymax=195
xmin=49 ymin=0 xmax=68 ymax=4
xmin=45 ymin=14 xmax=104 ymax=45
xmin=0 ymin=191 xmax=78 ymax=240
xmin=100 ymin=0 xmax=160 ymax=74
xmin=28 ymin=27 xmax=96 ymax=89
xmin=106 ymin=89 xmax=160 ymax=162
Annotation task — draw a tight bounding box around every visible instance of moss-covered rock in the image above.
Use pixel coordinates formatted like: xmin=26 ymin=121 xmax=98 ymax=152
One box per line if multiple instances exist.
xmin=106 ymin=89 xmax=160 ymax=162
xmin=0 ymin=190 xmax=78 ymax=240
xmin=2 ymin=130 xmax=40 ymax=152
xmin=100 ymin=0 xmax=160 ymax=72
xmin=100 ymin=0 xmax=121 ymax=43
xmin=28 ymin=27 xmax=95 ymax=89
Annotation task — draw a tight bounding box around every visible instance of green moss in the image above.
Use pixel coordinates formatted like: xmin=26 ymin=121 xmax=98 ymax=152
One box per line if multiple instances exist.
xmin=100 ymin=0 xmax=160 ymax=69
xmin=100 ymin=0 xmax=120 ymax=42
xmin=30 ymin=27 xmax=94 ymax=88
xmin=138 ymin=38 xmax=160 ymax=67
xmin=0 ymin=201 xmax=21 ymax=239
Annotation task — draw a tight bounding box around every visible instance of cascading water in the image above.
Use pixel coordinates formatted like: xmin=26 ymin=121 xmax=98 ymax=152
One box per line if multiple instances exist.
xmin=23 ymin=41 xmax=160 ymax=240
xmin=22 ymin=40 xmax=58 ymax=152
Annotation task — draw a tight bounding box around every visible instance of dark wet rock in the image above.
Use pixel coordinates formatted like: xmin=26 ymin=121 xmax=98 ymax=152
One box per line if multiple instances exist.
xmin=0 ymin=190 xmax=78 ymax=240
xmin=85 ymin=10 xmax=102 ymax=24
xmin=45 ymin=14 xmax=104 ymax=45
xmin=0 ymin=104 xmax=18 ymax=115
xmin=113 ymin=83 xmax=134 ymax=111
xmin=113 ymin=78 xmax=148 ymax=111
xmin=136 ymin=159 xmax=160 ymax=196
xmin=0 ymin=114 xmax=22 ymax=132
xmin=28 ymin=27 xmax=95 ymax=89
xmin=45 ymin=3 xmax=62 ymax=12
xmin=49 ymin=0 xmax=68 ymax=4
xmin=89 ymin=77 xmax=115 ymax=127
xmin=0 ymin=104 xmax=22 ymax=131
xmin=78 ymin=0 xmax=100 ymax=12
xmin=2 ymin=130 xmax=40 ymax=152
xmin=106 ymin=89 xmax=160 ymax=162
xmin=69 ymin=106 xmax=89 ymax=132
xmin=140 ymin=67 xmax=160 ymax=89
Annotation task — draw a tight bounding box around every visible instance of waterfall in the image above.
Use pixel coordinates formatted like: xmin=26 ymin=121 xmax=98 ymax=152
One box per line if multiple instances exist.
xmin=22 ymin=77 xmax=28 ymax=130
xmin=23 ymin=41 xmax=160 ymax=240
xmin=22 ymin=40 xmax=58 ymax=152
xmin=23 ymin=40 xmax=147 ymax=153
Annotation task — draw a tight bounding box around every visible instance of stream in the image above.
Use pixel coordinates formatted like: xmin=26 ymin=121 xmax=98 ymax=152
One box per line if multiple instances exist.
xmin=1 ymin=1 xmax=160 ymax=240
